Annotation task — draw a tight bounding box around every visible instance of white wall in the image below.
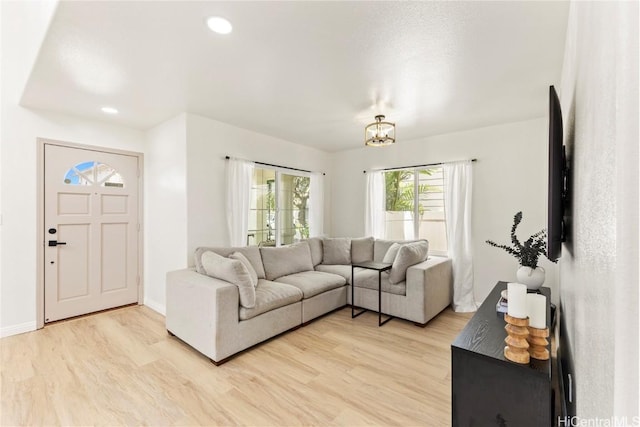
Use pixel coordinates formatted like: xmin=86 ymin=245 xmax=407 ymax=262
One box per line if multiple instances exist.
xmin=0 ymin=1 xmax=146 ymax=336
xmin=139 ymin=113 xmax=333 ymax=315
xmin=143 ymin=114 xmax=188 ymax=314
xmin=185 ymin=113 xmax=332 ymax=256
xmin=558 ymin=1 xmax=638 ymax=419
xmin=0 ymin=110 xmax=145 ymax=337
xmin=330 ymin=118 xmax=559 ymax=305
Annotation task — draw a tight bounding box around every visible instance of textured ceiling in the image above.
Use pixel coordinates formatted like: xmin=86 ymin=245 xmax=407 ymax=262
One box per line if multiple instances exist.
xmin=20 ymin=1 xmax=569 ymax=151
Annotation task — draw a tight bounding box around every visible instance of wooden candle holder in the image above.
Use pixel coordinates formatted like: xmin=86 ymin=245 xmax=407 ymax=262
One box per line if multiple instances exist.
xmin=504 ymin=314 xmax=530 ymax=364
xmin=527 ymin=326 xmax=550 ymax=360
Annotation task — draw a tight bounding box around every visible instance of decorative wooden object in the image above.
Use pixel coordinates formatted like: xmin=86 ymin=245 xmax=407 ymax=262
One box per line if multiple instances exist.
xmin=527 ymin=326 xmax=550 ymax=360
xmin=503 ymin=313 xmax=530 ymax=364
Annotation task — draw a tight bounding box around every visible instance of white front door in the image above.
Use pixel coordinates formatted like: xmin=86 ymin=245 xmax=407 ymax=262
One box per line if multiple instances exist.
xmin=44 ymin=144 xmax=140 ymax=322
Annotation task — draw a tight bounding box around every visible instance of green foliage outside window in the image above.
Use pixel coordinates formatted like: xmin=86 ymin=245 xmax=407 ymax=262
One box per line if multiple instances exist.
xmin=292 ymin=176 xmax=310 ymax=239
xmin=385 ymin=170 xmax=434 ymax=214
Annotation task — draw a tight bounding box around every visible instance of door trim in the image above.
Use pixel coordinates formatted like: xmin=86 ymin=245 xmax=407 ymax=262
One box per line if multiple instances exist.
xmin=36 ymin=138 xmax=144 ymax=329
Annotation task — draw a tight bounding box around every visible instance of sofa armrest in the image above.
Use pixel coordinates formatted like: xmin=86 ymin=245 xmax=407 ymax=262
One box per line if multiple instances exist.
xmin=166 ymin=268 xmax=240 ymax=361
xmin=405 ymin=256 xmax=453 ymax=323
xmin=406 ymin=256 xmax=453 ymax=281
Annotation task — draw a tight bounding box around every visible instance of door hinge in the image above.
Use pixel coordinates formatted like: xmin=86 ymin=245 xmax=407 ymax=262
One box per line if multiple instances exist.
xmin=137 ymin=223 xmax=140 ymax=232
xmin=137 ymin=168 xmax=140 ymax=178
xmin=137 ymin=276 xmax=140 ymax=287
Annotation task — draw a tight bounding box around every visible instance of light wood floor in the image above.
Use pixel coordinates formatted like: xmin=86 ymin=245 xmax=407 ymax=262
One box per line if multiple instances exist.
xmin=1 ymin=305 xmax=472 ymax=426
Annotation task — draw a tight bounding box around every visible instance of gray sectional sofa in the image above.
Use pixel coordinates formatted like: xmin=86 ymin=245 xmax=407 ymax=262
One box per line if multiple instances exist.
xmin=166 ymin=237 xmax=453 ymax=364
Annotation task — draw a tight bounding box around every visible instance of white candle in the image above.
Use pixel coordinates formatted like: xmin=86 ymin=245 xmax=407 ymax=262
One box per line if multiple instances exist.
xmin=507 ymin=282 xmax=527 ymax=319
xmin=527 ymin=294 xmax=547 ymax=329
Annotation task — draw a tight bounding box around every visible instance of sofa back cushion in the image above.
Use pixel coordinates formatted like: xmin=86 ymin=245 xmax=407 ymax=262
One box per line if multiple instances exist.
xmin=201 ymin=251 xmax=256 ymax=308
xmin=194 ymin=246 xmax=266 ymax=279
xmin=305 ymin=237 xmax=324 ymax=266
xmin=382 ymin=242 xmax=403 ymax=263
xmin=322 ymin=237 xmax=351 ymax=265
xmin=229 ymin=252 xmax=258 ymax=287
xmin=351 ymin=237 xmax=374 ymax=263
xmin=260 ymin=241 xmax=314 ymax=280
xmin=389 ymin=240 xmax=429 ymax=284
xmin=374 ymin=239 xmax=420 ymax=262
xmin=374 ymin=239 xmax=400 ymax=262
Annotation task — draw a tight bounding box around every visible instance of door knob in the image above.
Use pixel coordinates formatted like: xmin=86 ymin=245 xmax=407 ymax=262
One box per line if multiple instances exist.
xmin=48 ymin=240 xmax=67 ymax=247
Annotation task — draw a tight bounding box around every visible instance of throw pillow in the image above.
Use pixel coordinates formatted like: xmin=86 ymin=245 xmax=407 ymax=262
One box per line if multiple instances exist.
xmin=389 ymin=241 xmax=429 ymax=284
xmin=373 ymin=239 xmax=404 ymax=261
xmin=306 ymin=237 xmax=324 ymax=266
xmin=194 ymin=246 xmax=266 ymax=279
xmin=260 ymin=241 xmax=314 ymax=280
xmin=230 ymin=252 xmax=258 ymax=287
xmin=351 ymin=237 xmax=375 ymax=263
xmin=322 ymin=237 xmax=351 ymax=265
xmin=382 ymin=242 xmax=403 ymax=263
xmin=201 ymin=251 xmax=256 ymax=308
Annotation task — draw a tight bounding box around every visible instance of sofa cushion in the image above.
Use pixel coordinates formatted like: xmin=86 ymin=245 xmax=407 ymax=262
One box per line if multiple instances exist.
xmin=201 ymin=251 xmax=256 ymax=308
xmin=229 ymin=252 xmax=258 ymax=287
xmin=382 ymin=242 xmax=403 ymax=263
xmin=275 ymin=271 xmax=346 ymax=299
xmin=352 ymin=270 xmax=407 ymax=296
xmin=239 ymin=279 xmax=303 ymax=321
xmin=305 ymin=237 xmax=324 ymax=266
xmin=389 ymin=241 xmax=429 ymax=284
xmin=351 ymin=237 xmax=374 ymax=263
xmin=315 ymin=264 xmax=365 ymax=285
xmin=260 ymin=241 xmax=314 ymax=281
xmin=322 ymin=237 xmax=351 ymax=265
xmin=373 ymin=239 xmax=419 ymax=262
xmin=195 ymin=246 xmax=266 ymax=279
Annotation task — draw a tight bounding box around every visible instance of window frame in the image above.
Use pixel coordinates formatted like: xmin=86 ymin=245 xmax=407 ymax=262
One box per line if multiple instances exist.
xmin=63 ymin=161 xmax=125 ymax=188
xmin=383 ymin=166 xmax=448 ymax=256
xmin=249 ymin=165 xmax=311 ymax=247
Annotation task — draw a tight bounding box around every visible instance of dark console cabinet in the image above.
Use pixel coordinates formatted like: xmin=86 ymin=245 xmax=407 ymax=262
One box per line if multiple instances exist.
xmin=451 ymin=282 xmax=552 ymax=427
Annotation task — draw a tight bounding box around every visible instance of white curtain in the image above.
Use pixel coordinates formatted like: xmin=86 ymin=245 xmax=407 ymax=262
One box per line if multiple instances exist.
xmin=226 ymin=158 xmax=254 ymax=247
xmin=444 ymin=160 xmax=477 ymax=312
xmin=364 ymin=171 xmax=386 ymax=239
xmin=309 ymin=172 xmax=324 ymax=237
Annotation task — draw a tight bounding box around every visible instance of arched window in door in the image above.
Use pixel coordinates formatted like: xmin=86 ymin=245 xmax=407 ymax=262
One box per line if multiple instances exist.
xmin=63 ymin=161 xmax=124 ymax=188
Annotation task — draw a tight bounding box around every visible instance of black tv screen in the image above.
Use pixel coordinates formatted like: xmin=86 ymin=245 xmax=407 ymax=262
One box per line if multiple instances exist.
xmin=547 ymin=85 xmax=564 ymax=261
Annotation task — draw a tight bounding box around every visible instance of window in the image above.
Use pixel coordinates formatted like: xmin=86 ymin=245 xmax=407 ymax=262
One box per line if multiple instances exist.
xmin=63 ymin=161 xmax=124 ymax=188
xmin=384 ymin=166 xmax=447 ymax=254
xmin=248 ymin=167 xmax=310 ymax=246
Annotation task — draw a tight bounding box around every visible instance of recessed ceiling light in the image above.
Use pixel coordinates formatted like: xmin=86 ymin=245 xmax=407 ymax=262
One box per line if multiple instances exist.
xmin=101 ymin=106 xmax=118 ymax=114
xmin=207 ymin=16 xmax=232 ymax=34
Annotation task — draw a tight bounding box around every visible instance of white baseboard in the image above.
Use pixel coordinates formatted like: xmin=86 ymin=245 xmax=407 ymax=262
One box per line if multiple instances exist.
xmin=1 ymin=321 xmax=37 ymax=338
xmin=144 ymin=299 xmax=166 ymax=316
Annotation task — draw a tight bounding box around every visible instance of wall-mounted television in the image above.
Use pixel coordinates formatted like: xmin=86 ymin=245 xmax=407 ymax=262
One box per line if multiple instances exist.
xmin=547 ymin=85 xmax=566 ymax=261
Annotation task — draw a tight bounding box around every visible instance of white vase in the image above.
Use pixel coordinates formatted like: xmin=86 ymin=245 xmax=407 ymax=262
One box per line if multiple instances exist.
xmin=516 ymin=266 xmax=546 ymax=290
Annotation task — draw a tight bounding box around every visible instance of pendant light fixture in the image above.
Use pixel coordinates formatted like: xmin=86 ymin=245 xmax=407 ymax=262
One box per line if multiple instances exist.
xmin=365 ymin=115 xmax=395 ymax=147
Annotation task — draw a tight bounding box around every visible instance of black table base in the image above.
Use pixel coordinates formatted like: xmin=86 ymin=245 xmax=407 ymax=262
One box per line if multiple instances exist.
xmin=351 ymin=261 xmax=393 ymax=327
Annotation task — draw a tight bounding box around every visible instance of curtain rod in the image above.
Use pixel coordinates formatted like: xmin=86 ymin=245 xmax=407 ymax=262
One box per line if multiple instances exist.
xmin=363 ymin=158 xmax=477 ymax=173
xmin=225 ymin=156 xmax=325 ymax=175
